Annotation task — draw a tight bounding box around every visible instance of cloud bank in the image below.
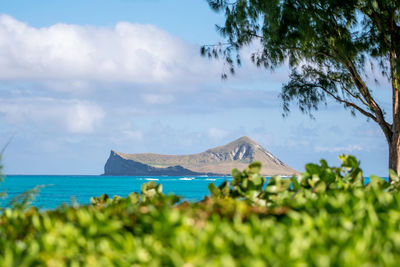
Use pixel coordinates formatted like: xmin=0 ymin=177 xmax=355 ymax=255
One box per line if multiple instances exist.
xmin=0 ymin=97 xmax=104 ymax=133
xmin=0 ymin=14 xmax=219 ymax=86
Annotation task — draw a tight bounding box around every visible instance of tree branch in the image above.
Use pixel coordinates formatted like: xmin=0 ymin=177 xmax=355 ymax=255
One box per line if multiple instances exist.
xmin=313 ymin=84 xmax=378 ymax=122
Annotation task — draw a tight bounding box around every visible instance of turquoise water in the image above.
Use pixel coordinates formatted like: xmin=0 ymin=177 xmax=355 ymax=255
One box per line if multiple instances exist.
xmin=0 ymin=175 xmax=388 ymax=210
xmin=0 ymin=175 xmax=231 ymax=209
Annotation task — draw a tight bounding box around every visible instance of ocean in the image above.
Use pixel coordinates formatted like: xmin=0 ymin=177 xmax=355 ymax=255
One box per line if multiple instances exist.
xmin=0 ymin=175 xmax=231 ymax=209
xmin=0 ymin=175 xmax=387 ymax=210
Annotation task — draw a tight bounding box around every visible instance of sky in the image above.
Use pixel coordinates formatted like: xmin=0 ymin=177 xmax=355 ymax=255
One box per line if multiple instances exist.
xmin=0 ymin=0 xmax=391 ymax=176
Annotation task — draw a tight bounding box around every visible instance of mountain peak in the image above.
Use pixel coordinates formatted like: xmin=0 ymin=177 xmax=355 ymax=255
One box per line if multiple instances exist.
xmin=233 ymin=136 xmax=256 ymax=144
xmin=206 ymin=136 xmax=257 ymax=162
xmin=236 ymin=136 xmax=252 ymax=141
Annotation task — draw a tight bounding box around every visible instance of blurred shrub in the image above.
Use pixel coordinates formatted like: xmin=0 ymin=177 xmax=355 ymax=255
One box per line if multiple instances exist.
xmin=1 ymin=155 xmax=400 ymax=266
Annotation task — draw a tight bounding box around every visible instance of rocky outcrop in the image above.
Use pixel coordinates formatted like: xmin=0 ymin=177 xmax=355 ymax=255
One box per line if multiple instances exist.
xmin=103 ymin=136 xmax=298 ymax=176
xmin=104 ymin=151 xmax=207 ymax=176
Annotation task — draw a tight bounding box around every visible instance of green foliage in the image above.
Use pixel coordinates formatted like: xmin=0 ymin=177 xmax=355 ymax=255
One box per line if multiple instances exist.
xmin=208 ymin=154 xmax=398 ymax=206
xmin=0 ymin=154 xmax=43 ymax=212
xmin=1 ymin=155 xmax=400 ymax=266
xmin=202 ymin=0 xmax=399 ymax=125
xmin=6 ymin=185 xmax=43 ymax=211
xmin=0 ymin=154 xmax=8 ymax=209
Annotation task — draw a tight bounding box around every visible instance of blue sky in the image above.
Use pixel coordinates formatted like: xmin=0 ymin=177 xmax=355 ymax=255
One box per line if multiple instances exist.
xmin=0 ymin=0 xmax=390 ymax=175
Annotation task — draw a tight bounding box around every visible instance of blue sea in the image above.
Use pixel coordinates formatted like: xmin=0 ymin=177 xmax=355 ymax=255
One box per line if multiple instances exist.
xmin=0 ymin=175 xmax=231 ymax=210
xmin=0 ymin=175 xmax=388 ymax=210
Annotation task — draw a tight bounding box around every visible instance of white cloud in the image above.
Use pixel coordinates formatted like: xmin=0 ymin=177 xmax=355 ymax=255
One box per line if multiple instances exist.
xmin=141 ymin=93 xmax=174 ymax=104
xmin=314 ymin=144 xmax=364 ymax=153
xmin=0 ymin=97 xmax=104 ymax=133
xmin=207 ymin=127 xmax=228 ymax=139
xmin=65 ymin=103 xmax=104 ymax=133
xmin=0 ymin=14 xmax=219 ymax=87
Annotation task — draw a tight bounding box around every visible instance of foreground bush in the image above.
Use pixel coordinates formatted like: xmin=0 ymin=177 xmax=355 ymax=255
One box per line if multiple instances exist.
xmin=1 ymin=155 xmax=400 ymax=266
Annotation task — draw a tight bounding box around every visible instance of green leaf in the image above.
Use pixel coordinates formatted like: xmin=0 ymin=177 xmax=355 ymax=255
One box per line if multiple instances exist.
xmin=231 ymin=168 xmax=242 ymax=180
xmin=248 ymin=161 xmax=262 ymax=174
xmin=389 ymin=169 xmax=400 ymax=183
xmin=367 ymin=175 xmax=386 ymax=190
xmin=266 ymin=176 xmax=291 ymax=193
xmin=291 ymin=176 xmax=301 ymax=191
xmin=128 ymin=192 xmax=140 ymax=204
xmin=208 ymin=183 xmax=219 ymax=197
xmin=339 ymin=154 xmax=360 ymax=170
xmin=251 ymin=173 xmax=263 ymax=186
xmin=305 ymin=163 xmax=321 ymax=175
xmin=313 ymin=181 xmax=327 ymax=193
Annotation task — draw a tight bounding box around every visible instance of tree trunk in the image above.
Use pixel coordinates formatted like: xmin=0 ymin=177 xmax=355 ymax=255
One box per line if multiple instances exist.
xmin=389 ymin=45 xmax=400 ymax=177
xmin=389 ymin=133 xmax=400 ymax=175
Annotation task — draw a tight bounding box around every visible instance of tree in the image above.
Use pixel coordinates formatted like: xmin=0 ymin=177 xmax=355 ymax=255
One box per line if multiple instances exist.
xmin=202 ymin=0 xmax=400 ymax=174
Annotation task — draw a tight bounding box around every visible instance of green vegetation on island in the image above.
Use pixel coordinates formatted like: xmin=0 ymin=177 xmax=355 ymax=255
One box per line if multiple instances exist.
xmin=2 ymin=155 xmax=400 ymax=266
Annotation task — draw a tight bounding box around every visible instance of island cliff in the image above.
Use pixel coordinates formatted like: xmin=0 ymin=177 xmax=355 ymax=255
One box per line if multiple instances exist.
xmin=103 ymin=136 xmax=298 ymax=176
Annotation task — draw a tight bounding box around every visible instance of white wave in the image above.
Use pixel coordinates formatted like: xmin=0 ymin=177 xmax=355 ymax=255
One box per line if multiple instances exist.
xmin=205 ymin=178 xmax=216 ymax=181
xmin=179 ymin=177 xmax=195 ymax=181
xmin=145 ymin=178 xmax=159 ymax=181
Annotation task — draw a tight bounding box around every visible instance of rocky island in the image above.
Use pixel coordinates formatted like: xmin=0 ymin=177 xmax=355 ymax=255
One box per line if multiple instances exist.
xmin=103 ymin=136 xmax=297 ymax=176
